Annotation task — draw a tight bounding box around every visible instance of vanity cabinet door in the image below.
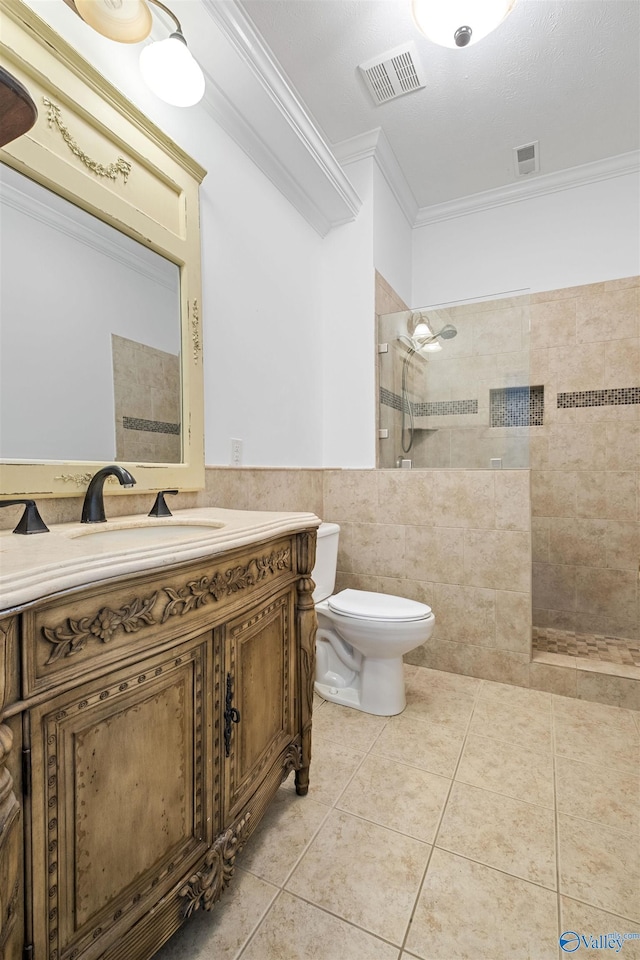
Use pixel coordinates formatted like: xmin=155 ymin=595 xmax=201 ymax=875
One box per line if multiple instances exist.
xmin=27 ymin=632 xmax=215 ymax=960
xmin=223 ymin=588 xmax=297 ymax=823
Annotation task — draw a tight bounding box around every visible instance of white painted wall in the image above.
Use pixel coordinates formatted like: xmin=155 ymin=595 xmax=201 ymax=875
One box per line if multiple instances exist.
xmin=201 ymin=124 xmax=325 ymax=467
xmin=373 ymin=165 xmax=413 ymax=307
xmin=319 ymin=159 xmax=376 ymax=467
xmin=20 ymin=0 xmax=330 ymax=468
xmin=412 ymin=173 xmax=640 ymax=306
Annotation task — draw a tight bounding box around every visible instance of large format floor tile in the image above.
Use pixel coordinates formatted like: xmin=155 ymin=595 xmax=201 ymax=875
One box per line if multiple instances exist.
xmin=403 ymin=683 xmax=476 ymax=737
xmin=152 ymin=869 xmax=278 ymax=960
xmin=405 ymin=848 xmax=559 ymax=960
xmin=559 ymin=898 xmax=640 ymax=959
xmin=241 ymin=892 xmax=400 ymax=960
xmin=305 ymin=735 xmax=365 ymax=806
xmin=469 ymin=697 xmax=553 ymax=751
xmin=371 ymin=712 xmax=464 ymax=777
xmin=238 ymin=780 xmax=330 ymax=886
xmin=436 ymin=781 xmax=557 ymax=889
xmin=556 ymin=755 xmax=640 ymax=834
xmin=553 ymin=709 xmax=640 ymax=774
xmin=558 ymin=813 xmax=640 ymax=921
xmin=456 ymin=733 xmax=554 ymax=807
xmin=150 ymin=666 xmax=640 ymax=960
xmin=337 ymin=754 xmax=451 ymax=842
xmin=285 ymin=809 xmax=431 ymax=945
xmin=311 ymin=700 xmax=388 ymax=752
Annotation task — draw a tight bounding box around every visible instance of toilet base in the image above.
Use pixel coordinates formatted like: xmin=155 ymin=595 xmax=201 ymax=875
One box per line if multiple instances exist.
xmin=315 ymin=655 xmax=407 ymax=716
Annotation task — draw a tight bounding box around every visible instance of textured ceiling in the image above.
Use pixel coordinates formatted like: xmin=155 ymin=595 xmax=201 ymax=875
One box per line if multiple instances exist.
xmin=239 ymin=0 xmax=640 ymax=208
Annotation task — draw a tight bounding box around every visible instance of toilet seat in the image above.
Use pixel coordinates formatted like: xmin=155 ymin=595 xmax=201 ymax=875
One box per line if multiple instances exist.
xmin=327 ymin=589 xmax=432 ymax=622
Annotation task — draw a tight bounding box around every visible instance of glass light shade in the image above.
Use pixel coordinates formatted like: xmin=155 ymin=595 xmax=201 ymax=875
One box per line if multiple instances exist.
xmin=418 ymin=340 xmax=442 ymax=353
xmin=413 ymin=320 xmax=433 ymax=339
xmin=139 ymin=35 xmax=205 ymax=107
xmin=411 ymin=0 xmax=516 ymax=48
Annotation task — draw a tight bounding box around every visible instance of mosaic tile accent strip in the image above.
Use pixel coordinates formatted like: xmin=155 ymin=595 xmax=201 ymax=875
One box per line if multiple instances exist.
xmin=123 ymin=416 xmax=180 ymax=436
xmin=380 ymin=387 xmax=403 ymax=412
xmin=557 ymin=386 xmax=640 ymax=408
xmin=380 ymin=388 xmax=478 ymax=416
xmin=414 ymin=399 xmax=478 ymax=416
xmin=490 ymin=385 xmax=544 ymax=427
xmin=532 ymin=627 xmax=640 ymax=667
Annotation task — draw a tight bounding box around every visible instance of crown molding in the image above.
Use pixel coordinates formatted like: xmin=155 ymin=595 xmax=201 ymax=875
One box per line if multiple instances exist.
xmin=333 ymin=128 xmax=418 ymax=228
xmin=414 ymin=151 xmax=640 ymax=226
xmin=0 ymin=171 xmax=177 ymax=290
xmin=200 ymin=0 xmax=361 ymax=237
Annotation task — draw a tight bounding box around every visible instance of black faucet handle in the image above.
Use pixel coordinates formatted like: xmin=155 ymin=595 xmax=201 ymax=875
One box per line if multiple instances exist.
xmin=0 ymin=499 xmax=50 ymax=534
xmin=148 ymin=490 xmax=179 ymax=518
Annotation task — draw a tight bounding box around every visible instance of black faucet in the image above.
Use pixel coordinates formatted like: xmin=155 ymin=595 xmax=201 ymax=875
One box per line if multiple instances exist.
xmin=0 ymin=499 xmax=49 ymax=534
xmin=81 ymin=465 xmax=136 ymax=523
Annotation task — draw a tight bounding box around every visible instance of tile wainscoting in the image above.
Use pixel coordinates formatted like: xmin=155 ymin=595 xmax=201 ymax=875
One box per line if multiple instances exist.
xmin=1 ymin=463 xmax=636 ymax=709
xmin=201 ymin=465 xmax=639 ymax=711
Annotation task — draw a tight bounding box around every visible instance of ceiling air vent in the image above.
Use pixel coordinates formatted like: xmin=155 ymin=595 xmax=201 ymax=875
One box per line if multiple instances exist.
xmin=359 ymin=42 xmax=426 ymax=105
xmin=514 ymin=141 xmax=540 ymax=176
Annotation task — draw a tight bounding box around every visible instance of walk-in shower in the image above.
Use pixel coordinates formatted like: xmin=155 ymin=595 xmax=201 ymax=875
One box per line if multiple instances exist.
xmin=397 ymin=319 xmax=458 ymax=453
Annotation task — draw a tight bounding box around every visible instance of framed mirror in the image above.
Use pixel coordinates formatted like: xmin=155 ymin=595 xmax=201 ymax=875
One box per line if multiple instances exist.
xmin=0 ymin=0 xmax=206 ymax=498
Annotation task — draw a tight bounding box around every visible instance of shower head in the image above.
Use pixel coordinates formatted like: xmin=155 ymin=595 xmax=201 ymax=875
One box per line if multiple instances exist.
xmin=414 ymin=323 xmax=458 ymax=346
xmin=436 ymin=323 xmax=457 ymax=340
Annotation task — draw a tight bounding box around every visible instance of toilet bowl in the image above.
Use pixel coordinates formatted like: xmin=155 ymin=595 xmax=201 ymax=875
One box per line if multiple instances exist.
xmin=312 ymin=523 xmax=435 ymax=716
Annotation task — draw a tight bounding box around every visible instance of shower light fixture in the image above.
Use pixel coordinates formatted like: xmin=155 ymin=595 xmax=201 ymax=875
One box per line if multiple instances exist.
xmin=72 ymin=0 xmax=205 ymax=107
xmin=417 ymin=339 xmax=443 ymax=353
xmin=411 ymin=0 xmax=517 ymax=48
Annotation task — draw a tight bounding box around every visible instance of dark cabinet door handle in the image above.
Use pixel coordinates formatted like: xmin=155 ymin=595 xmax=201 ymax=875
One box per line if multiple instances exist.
xmin=224 ymin=673 xmax=241 ymax=757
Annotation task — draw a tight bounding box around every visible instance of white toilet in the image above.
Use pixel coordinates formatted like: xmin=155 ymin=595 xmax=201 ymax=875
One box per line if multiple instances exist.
xmin=312 ymin=522 xmax=435 ymax=716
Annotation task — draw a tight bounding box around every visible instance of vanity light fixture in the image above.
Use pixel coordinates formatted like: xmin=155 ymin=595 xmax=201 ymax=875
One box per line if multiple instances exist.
xmin=411 ymin=0 xmax=517 ymax=48
xmin=139 ymin=0 xmax=205 ymax=107
xmin=72 ymin=0 xmax=205 ymax=107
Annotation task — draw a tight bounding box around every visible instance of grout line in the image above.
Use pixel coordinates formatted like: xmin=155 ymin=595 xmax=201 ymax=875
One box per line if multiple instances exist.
xmin=234 ymin=884 xmax=284 ymax=960
xmin=398 ymin=674 xmax=482 ymax=955
xmin=552 ymin=694 xmax=563 ymax=957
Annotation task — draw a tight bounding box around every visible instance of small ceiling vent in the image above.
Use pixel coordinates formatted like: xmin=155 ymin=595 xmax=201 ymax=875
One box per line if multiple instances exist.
xmin=359 ymin=42 xmax=426 ymax=105
xmin=514 ymin=141 xmax=540 ymax=176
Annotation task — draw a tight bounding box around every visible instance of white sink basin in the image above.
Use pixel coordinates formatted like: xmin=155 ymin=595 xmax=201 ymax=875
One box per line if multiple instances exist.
xmin=70 ymin=521 xmax=226 ymax=547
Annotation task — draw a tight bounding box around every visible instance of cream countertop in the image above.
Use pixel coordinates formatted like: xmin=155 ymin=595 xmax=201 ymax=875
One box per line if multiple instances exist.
xmin=0 ymin=507 xmax=321 ymax=610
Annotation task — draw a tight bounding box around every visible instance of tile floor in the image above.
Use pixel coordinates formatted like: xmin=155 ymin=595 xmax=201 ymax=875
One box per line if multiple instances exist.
xmin=155 ymin=665 xmax=640 ymax=960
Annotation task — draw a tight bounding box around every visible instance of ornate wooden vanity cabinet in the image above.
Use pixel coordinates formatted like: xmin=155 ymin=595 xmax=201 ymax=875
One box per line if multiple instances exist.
xmin=0 ymin=525 xmax=317 ymax=959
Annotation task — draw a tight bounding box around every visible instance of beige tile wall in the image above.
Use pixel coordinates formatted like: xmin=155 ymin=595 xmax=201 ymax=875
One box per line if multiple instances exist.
xmin=202 ymin=465 xmax=638 ymax=710
xmin=2 ymin=460 xmax=637 ymax=709
xmin=377 ymin=295 xmax=532 ymax=469
xmin=530 ymin=276 xmax=639 ymax=642
xmin=376 ymin=272 xmax=410 ymax=469
xmin=112 ymin=335 xmax=181 ymax=463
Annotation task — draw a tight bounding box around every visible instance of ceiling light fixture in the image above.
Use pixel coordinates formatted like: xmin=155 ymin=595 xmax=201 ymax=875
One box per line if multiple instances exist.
xmin=411 ymin=0 xmax=517 ymax=48
xmin=72 ymin=0 xmax=205 ymax=107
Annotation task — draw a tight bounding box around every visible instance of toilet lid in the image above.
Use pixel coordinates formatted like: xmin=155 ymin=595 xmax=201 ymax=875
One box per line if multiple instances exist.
xmin=328 ymin=589 xmax=432 ymax=622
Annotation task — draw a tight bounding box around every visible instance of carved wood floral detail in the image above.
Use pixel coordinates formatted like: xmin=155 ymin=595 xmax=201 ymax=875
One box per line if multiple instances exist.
xmin=179 ymin=815 xmax=251 ymax=917
xmin=281 ymin=741 xmax=302 ymax=782
xmin=41 ymin=547 xmax=291 ymax=663
xmin=191 ymin=299 xmax=201 ymax=363
xmin=43 ymin=98 xmax=131 ymax=183
xmin=162 ymin=548 xmax=291 ymax=622
xmin=43 ymin=594 xmax=158 ymax=663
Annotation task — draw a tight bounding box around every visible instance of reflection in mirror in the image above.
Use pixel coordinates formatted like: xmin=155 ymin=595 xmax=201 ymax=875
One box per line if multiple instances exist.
xmin=0 ymin=163 xmax=181 ymax=463
xmin=378 ymin=292 xmax=532 ymax=469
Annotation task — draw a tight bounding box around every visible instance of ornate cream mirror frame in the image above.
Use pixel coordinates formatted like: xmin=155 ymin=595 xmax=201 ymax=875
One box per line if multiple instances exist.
xmin=0 ymin=0 xmax=206 ymax=498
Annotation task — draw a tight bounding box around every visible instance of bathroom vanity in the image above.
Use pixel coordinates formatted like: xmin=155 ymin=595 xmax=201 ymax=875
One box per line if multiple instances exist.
xmin=0 ymin=508 xmax=319 ymax=960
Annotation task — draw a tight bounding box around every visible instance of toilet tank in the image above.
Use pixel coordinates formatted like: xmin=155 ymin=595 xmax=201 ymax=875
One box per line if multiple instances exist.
xmin=312 ymin=522 xmax=340 ymax=603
